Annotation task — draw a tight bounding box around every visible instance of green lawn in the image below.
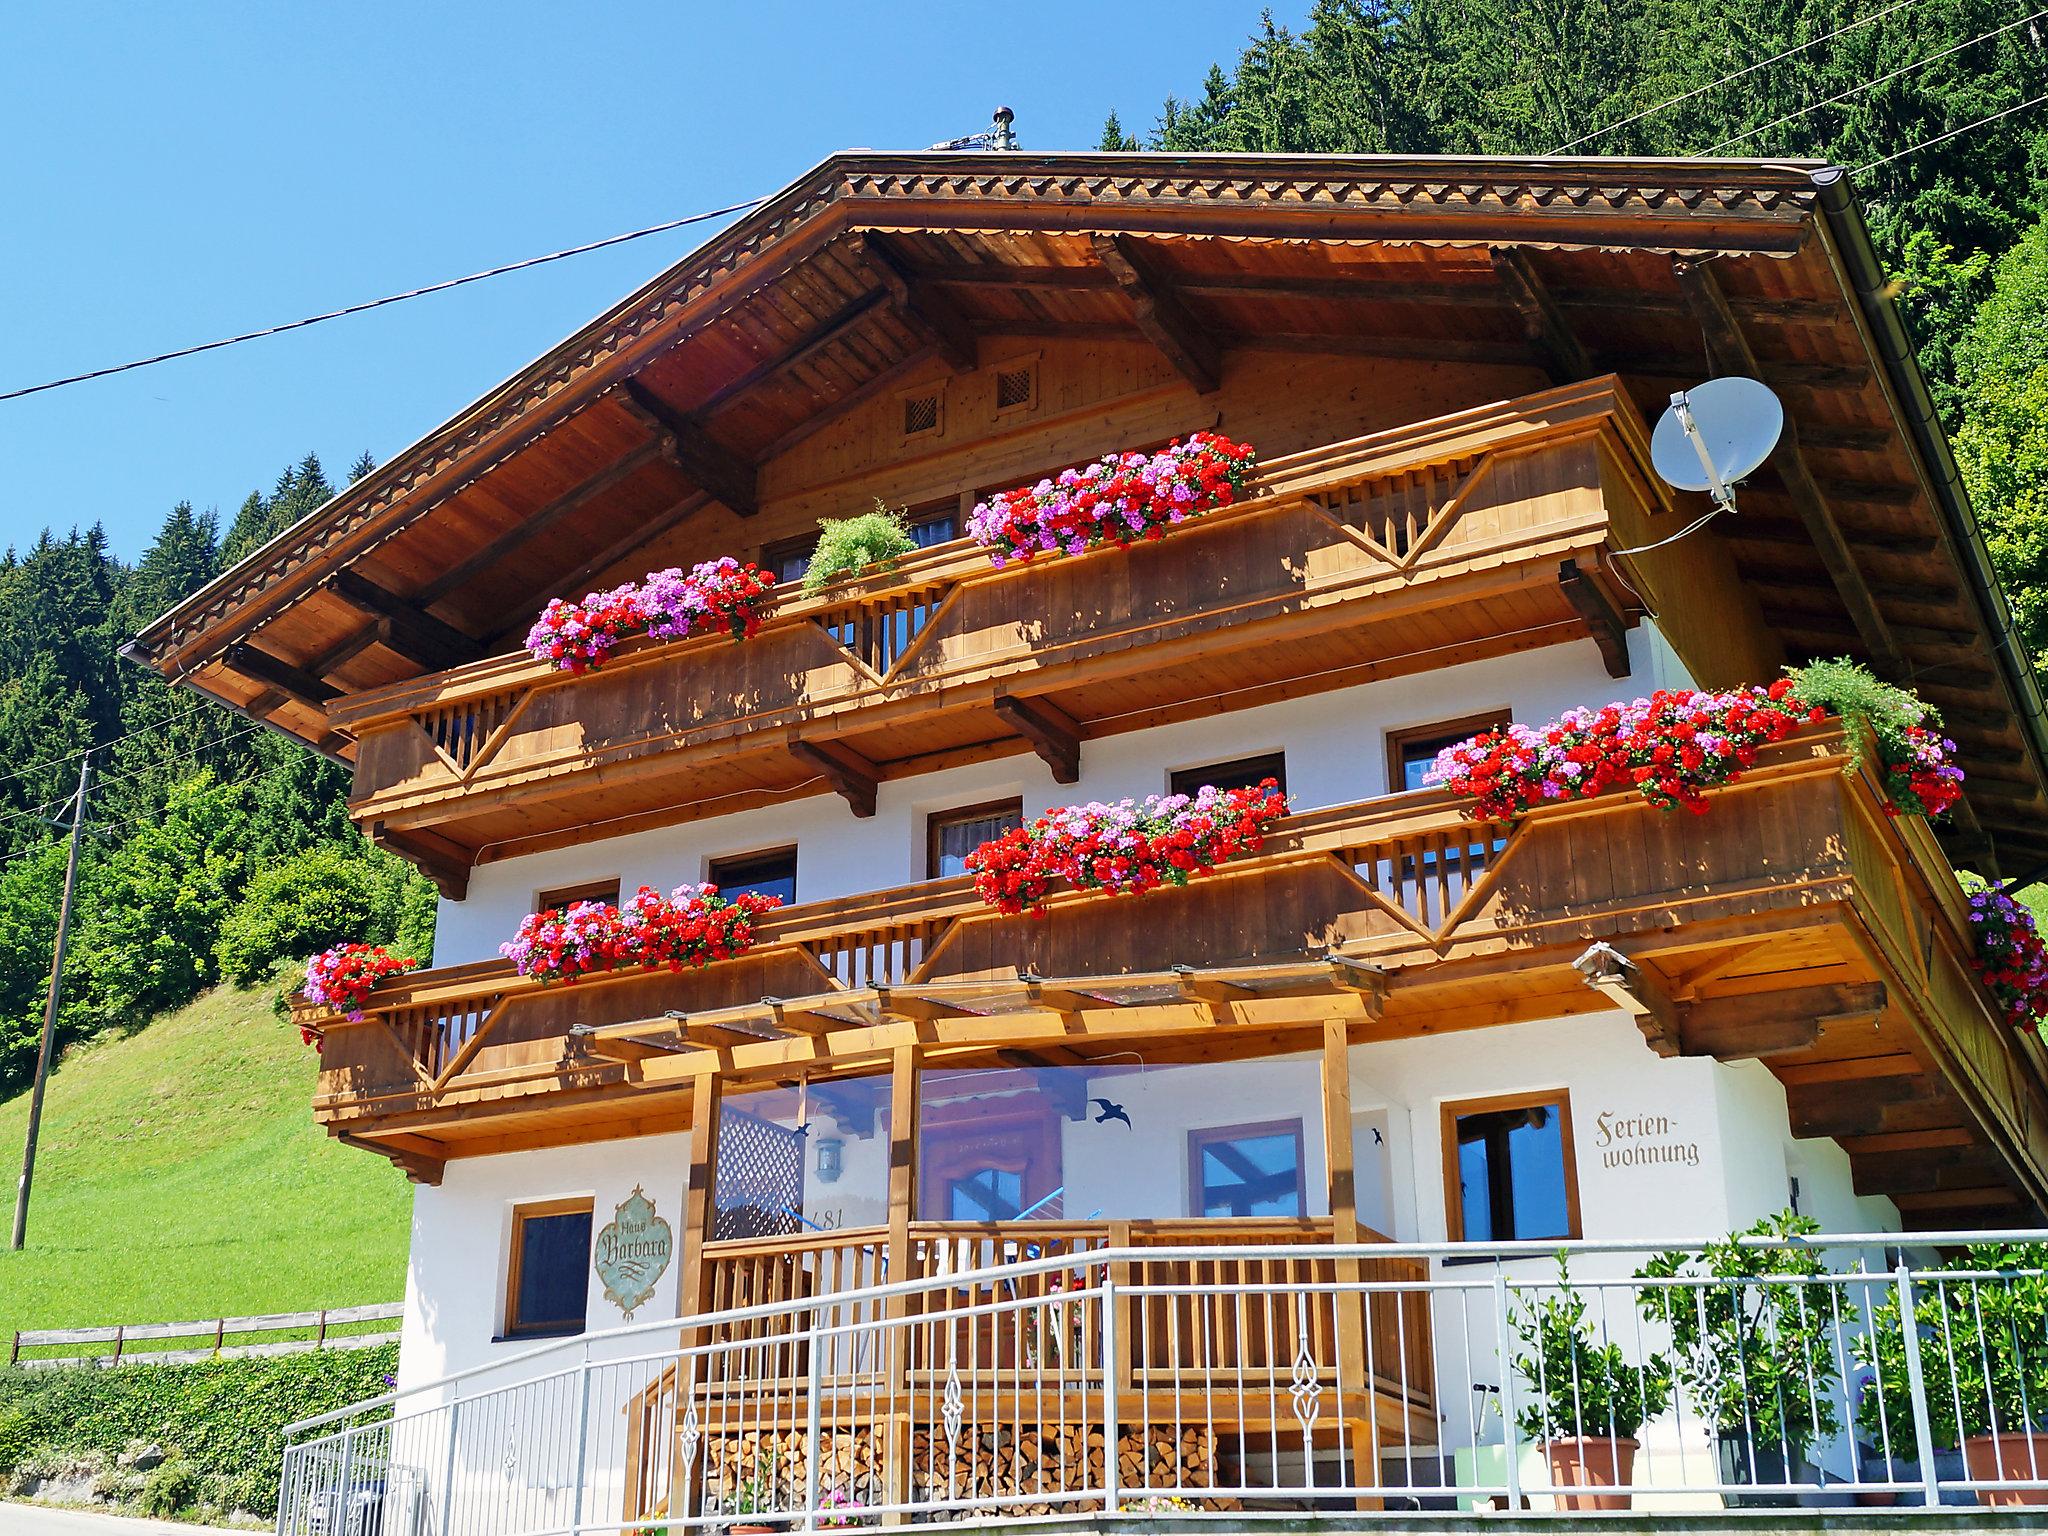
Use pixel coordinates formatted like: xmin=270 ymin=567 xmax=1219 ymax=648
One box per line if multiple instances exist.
xmin=0 ymin=985 xmax=411 ymax=1340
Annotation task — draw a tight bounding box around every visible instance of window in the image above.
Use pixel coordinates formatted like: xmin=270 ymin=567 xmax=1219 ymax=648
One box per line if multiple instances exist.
xmin=905 ymin=504 xmax=959 ymax=548
xmin=1442 ymin=1090 xmax=1580 ymax=1242
xmin=1387 ymin=713 xmax=1510 ymax=794
xmin=763 ymin=504 xmax=959 ymax=587
xmin=1190 ymin=1120 xmax=1308 ymax=1217
xmin=926 ymin=797 xmax=1023 ymax=879
xmin=534 ymin=879 xmax=620 ymax=915
xmin=707 ymin=846 xmax=798 ymax=906
xmin=993 ymin=356 xmax=1039 ymax=414
xmin=948 ymin=1166 xmax=1026 ymax=1221
xmin=504 ymin=1198 xmax=593 ymax=1338
xmin=764 ymin=534 xmax=816 ymax=585
xmin=900 ymin=384 xmax=944 ymax=439
xmin=1169 ymin=752 xmax=1287 ymax=798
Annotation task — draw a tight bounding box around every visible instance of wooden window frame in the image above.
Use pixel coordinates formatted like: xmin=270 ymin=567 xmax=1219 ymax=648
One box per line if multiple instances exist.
xmin=1187 ymin=1116 xmax=1309 ymax=1219
xmin=503 ymin=1196 xmax=594 ymax=1340
xmin=533 ymin=878 xmax=620 ymax=915
xmin=1439 ymin=1088 xmax=1582 ymax=1243
xmin=707 ymin=845 xmax=798 ymax=903
xmin=1385 ymin=710 xmax=1512 ymax=795
xmin=925 ymin=796 xmax=1024 ymax=881
xmin=1167 ymin=751 xmax=1288 ymax=799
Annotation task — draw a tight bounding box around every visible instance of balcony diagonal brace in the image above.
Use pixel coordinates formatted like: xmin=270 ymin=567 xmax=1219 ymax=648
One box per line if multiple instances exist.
xmin=617 ymin=379 xmax=758 ymax=517
xmin=1671 ymin=258 xmax=1905 ymax=678
xmin=1559 ymin=559 xmax=1632 ymax=678
xmin=790 ymin=738 xmax=878 ymax=818
xmin=1091 ymin=233 xmax=1222 ymax=394
xmin=1490 ymin=248 xmax=1595 ymax=384
xmin=993 ymin=693 xmax=1082 ymax=783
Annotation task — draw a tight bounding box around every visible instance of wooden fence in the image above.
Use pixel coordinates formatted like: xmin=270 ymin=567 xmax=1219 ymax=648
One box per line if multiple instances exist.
xmin=9 ymin=1302 xmax=403 ymax=1369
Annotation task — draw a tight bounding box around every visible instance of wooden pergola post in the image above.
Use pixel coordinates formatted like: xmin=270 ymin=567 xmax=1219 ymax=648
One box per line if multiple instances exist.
xmin=1322 ymin=1017 xmax=1382 ymax=1508
xmin=882 ymin=1044 xmax=921 ymax=1523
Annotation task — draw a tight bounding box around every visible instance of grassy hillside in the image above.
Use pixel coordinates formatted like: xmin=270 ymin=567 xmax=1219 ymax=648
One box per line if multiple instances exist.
xmin=0 ymin=985 xmax=411 ymax=1337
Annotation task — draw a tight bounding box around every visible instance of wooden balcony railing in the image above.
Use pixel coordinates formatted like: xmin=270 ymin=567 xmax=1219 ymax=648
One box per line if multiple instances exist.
xmin=327 ymin=376 xmax=1773 ymax=869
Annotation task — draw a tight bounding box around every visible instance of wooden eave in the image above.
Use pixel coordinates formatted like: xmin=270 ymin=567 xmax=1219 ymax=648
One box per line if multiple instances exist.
xmin=122 ymin=151 xmax=2048 ymax=869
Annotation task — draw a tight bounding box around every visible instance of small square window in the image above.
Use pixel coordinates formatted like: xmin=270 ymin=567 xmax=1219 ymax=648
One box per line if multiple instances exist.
xmin=994 ymin=362 xmax=1037 ymax=412
xmin=926 ymin=797 xmax=1024 ymax=880
xmin=1387 ymin=713 xmax=1510 ymax=794
xmin=1442 ymin=1090 xmax=1580 ymax=1242
xmin=505 ymin=1198 xmax=593 ymax=1339
xmin=534 ymin=879 xmax=620 ymax=915
xmin=1169 ymin=752 xmax=1287 ymax=799
xmin=902 ymin=389 xmax=942 ymax=438
xmin=708 ymin=846 xmax=797 ymax=906
xmin=1190 ymin=1119 xmax=1307 ymax=1218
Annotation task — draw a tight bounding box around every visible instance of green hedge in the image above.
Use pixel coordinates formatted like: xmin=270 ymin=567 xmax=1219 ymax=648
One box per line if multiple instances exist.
xmin=0 ymin=1343 xmax=396 ymax=1515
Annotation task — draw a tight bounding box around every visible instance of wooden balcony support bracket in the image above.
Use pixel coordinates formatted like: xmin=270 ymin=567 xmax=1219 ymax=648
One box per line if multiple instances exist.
xmin=1558 ymin=558 xmax=1632 ymax=678
xmin=325 ymin=569 xmax=484 ymax=672
xmin=1670 ymin=257 xmax=1904 ymax=678
xmin=369 ymin=821 xmax=473 ymax=901
xmin=860 ymin=232 xmax=979 ymax=373
xmin=1490 ymin=247 xmax=1595 ymax=384
xmin=222 ymin=641 xmax=340 ymax=710
xmin=993 ymin=693 xmax=1082 ymax=783
xmin=336 ymin=1131 xmax=443 ymax=1187
xmin=1325 ymin=953 xmax=1389 ymax=1021
xmin=1090 ymin=233 xmax=1224 ymax=394
xmin=616 ymin=378 xmax=758 ymax=517
xmin=789 ymin=737 xmax=879 ymax=818
xmin=1573 ymin=942 xmax=1678 ymax=1056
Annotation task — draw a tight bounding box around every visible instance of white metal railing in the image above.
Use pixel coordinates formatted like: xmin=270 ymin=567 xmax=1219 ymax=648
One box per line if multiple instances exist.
xmin=278 ymin=1232 xmax=2048 ymax=1531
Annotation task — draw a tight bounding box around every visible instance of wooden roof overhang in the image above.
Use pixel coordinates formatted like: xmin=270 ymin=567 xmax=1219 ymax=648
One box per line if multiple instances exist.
xmin=303 ymin=730 xmax=2048 ymax=1227
xmin=125 ymin=151 xmax=2048 ymax=872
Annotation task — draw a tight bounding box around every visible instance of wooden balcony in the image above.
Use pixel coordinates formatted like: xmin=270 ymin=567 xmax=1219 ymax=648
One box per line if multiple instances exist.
xmin=302 ymin=727 xmax=2048 ymax=1225
xmin=326 ymin=377 xmax=1776 ymax=878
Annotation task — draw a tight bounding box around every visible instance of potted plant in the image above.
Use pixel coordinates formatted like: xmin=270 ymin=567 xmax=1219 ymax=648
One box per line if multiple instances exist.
xmin=1635 ymin=1211 xmax=1850 ymax=1507
xmin=802 ymin=502 xmax=918 ymax=594
xmin=1857 ymin=1242 xmax=2048 ymax=1508
xmin=1511 ymin=1255 xmax=1671 ymax=1510
xmin=725 ymin=1451 xmax=782 ymax=1534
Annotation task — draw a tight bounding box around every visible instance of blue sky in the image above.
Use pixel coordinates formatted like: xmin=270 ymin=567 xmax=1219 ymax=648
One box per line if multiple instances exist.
xmin=1 ymin=3 xmax=1292 ymax=561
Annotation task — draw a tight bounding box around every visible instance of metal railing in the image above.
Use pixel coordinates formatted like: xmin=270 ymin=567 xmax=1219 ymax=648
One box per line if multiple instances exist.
xmin=278 ymin=1232 xmax=2048 ymax=1532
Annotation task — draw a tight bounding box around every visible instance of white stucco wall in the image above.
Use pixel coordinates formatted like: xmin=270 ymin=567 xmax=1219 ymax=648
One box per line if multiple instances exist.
xmin=429 ymin=627 xmax=1689 ymax=967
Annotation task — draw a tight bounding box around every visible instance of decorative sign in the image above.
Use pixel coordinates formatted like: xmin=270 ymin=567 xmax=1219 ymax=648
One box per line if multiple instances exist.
xmin=594 ymin=1185 xmax=673 ymax=1320
xmin=1592 ymin=1109 xmax=1700 ymax=1170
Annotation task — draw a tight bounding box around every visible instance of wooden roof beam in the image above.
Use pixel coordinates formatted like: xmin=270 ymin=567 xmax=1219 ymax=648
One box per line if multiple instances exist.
xmin=1490 ymin=247 xmax=1595 ymax=383
xmin=369 ymin=821 xmax=472 ymax=900
xmin=326 ymin=570 xmax=483 ymax=672
xmin=1090 ymin=233 xmax=1222 ymax=393
xmin=861 ymin=233 xmax=978 ymax=372
xmin=617 ymin=379 xmax=758 ymax=517
xmin=694 ymin=287 xmax=892 ymax=418
xmin=1573 ymin=942 xmax=1678 ymax=1056
xmin=1559 ymin=559 xmax=1631 ymax=677
xmin=789 ymin=738 xmax=878 ymax=818
xmin=993 ymin=693 xmax=1081 ymax=783
xmin=1672 ymin=257 xmax=1905 ymax=678
xmin=1680 ymin=982 xmax=1887 ymax=1061
xmin=223 ymin=641 xmax=340 ymax=710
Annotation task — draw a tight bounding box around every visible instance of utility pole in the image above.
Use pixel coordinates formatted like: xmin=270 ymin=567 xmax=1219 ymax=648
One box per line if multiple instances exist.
xmin=13 ymin=752 xmax=91 ymax=1251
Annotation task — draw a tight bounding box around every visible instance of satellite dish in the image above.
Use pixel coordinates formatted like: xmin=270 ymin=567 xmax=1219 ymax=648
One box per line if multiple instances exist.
xmin=1650 ymin=376 xmax=1784 ymax=513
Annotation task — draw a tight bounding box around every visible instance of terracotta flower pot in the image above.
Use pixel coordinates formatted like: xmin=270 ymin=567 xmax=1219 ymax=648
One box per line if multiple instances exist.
xmin=1963 ymin=1431 xmax=2048 ymax=1507
xmin=1544 ymin=1436 xmax=1639 ymax=1510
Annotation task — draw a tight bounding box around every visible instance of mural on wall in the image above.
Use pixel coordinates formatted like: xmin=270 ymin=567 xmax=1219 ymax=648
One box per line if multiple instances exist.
xmin=595 ymin=1185 xmax=674 ymax=1320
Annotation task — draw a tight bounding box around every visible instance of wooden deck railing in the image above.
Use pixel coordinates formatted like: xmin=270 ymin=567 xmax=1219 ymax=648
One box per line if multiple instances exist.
xmin=328 ymin=377 xmax=1766 ymax=864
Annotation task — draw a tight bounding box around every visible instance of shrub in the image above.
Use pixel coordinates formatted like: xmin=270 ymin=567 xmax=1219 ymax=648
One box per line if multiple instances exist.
xmin=214 ymin=843 xmax=427 ymax=985
xmin=138 ymin=1455 xmax=200 ymax=1518
xmin=0 ymin=1405 xmax=31 ymax=1475
xmin=1512 ymin=1256 xmax=1671 ymax=1441
xmin=802 ymin=503 xmax=917 ymax=593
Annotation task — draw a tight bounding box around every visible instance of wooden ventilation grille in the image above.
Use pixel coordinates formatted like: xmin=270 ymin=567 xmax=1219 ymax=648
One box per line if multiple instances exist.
xmin=994 ymin=363 xmax=1035 ymax=410
xmin=420 ymin=691 xmax=521 ymax=773
xmin=902 ymin=390 xmax=941 ymax=437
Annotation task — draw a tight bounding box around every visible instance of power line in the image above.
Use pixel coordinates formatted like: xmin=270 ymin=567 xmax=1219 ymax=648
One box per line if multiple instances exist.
xmin=0 ymin=196 xmax=767 ymax=404
xmin=1705 ymin=8 xmax=2048 ymax=153
xmin=0 ymin=694 xmax=228 ymax=795
xmin=1550 ymin=0 xmax=1927 ymax=152
xmin=1856 ymin=87 xmax=2048 ymax=171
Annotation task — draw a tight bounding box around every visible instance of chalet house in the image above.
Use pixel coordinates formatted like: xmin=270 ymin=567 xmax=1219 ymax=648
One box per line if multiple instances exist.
xmin=132 ymin=150 xmax=2048 ymax=1521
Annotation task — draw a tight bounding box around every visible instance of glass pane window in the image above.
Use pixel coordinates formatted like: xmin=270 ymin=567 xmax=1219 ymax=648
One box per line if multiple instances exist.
xmin=711 ymin=1077 xmax=892 ymax=1241
xmin=1191 ymin=1122 xmax=1306 ymax=1217
xmin=1445 ymin=1092 xmax=1579 ymax=1242
xmin=1388 ymin=714 xmax=1510 ymax=793
xmin=908 ymin=510 xmax=958 ymax=548
xmin=1168 ymin=752 xmax=1286 ymax=798
xmin=506 ymin=1201 xmax=593 ymax=1338
xmin=926 ymin=799 xmax=1023 ymax=879
xmin=707 ymin=846 xmax=797 ymax=906
xmin=948 ymin=1167 xmax=1025 ymax=1221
